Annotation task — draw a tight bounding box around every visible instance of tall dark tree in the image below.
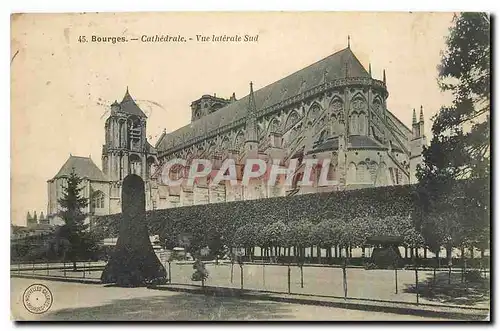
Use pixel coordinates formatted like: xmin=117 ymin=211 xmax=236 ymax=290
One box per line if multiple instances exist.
xmin=57 ymin=168 xmax=93 ymax=270
xmin=101 ymin=175 xmax=167 ymax=286
xmin=419 ymin=12 xmax=490 ymax=182
xmin=417 ymin=13 xmax=490 ymax=255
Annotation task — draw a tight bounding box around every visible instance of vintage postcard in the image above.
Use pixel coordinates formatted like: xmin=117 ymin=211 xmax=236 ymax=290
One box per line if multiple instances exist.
xmin=10 ymin=12 xmax=490 ymax=321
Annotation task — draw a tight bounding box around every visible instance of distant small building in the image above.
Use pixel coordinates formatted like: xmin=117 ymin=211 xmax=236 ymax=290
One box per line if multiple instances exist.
xmin=25 ymin=210 xmax=50 ymax=228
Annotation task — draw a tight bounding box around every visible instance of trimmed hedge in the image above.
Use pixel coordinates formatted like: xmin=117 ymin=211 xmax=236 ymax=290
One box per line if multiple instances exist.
xmin=93 ymin=179 xmax=487 ymax=252
xmin=95 ymin=184 xmax=416 ymax=244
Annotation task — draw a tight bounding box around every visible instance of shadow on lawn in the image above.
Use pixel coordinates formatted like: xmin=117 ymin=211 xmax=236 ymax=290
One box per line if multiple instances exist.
xmin=403 ymin=270 xmax=490 ymax=306
xmin=40 ymin=292 xmax=294 ymax=321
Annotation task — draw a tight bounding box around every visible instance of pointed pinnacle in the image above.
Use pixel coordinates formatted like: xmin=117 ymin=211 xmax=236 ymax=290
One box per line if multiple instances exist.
xmin=383 ymin=69 xmax=386 ymax=84
xmin=419 ymin=105 xmax=424 ymax=122
xmin=348 ymin=35 xmax=350 ymax=48
xmin=369 ymin=63 xmax=372 ymax=77
xmin=412 ymin=108 xmax=417 ymax=125
xmin=248 ymin=81 xmax=256 ymax=113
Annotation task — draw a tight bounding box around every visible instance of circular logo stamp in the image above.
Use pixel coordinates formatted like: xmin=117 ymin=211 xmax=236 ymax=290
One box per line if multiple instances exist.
xmin=22 ymin=284 xmax=53 ymax=314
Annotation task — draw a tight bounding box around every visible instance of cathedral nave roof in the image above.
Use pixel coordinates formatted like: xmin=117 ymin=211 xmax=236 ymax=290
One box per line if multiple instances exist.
xmin=157 ymin=47 xmax=371 ymax=154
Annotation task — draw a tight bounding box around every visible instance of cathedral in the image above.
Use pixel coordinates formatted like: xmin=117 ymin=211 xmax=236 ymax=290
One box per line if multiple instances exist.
xmin=47 ymin=45 xmax=427 ymax=225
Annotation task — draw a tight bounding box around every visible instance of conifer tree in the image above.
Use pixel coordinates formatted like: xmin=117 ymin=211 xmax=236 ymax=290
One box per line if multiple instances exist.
xmin=57 ymin=168 xmax=91 ymax=270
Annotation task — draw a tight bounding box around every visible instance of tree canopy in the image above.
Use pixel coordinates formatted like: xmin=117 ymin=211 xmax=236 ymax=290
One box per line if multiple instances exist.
xmin=419 ymin=12 xmax=490 ymax=182
xmin=416 ymin=13 xmax=490 ymax=253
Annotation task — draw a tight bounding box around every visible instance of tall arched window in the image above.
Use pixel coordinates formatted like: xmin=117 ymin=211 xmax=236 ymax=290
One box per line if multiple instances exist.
xmin=307 ymin=103 xmax=321 ymax=123
xmin=129 ymin=154 xmax=142 ymax=175
xmin=358 ymin=112 xmax=367 ymax=135
xmin=285 ymin=111 xmax=299 ymax=129
xmin=91 ymin=191 xmax=105 ymax=210
xmin=234 ymin=131 xmax=245 ymax=150
xmin=350 ymin=113 xmax=358 ymax=135
xmin=357 ymin=162 xmax=369 ymax=183
xmin=347 ymin=162 xmax=357 ymax=183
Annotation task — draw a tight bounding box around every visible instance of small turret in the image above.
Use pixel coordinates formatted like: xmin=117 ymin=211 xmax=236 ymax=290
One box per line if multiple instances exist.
xmin=419 ymin=105 xmax=425 ymax=138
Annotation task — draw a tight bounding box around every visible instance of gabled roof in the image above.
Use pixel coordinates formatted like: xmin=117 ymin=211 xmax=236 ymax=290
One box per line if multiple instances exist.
xmin=120 ymin=88 xmax=147 ymax=118
xmin=52 ymin=156 xmax=108 ymax=182
xmin=157 ymin=47 xmax=370 ymax=152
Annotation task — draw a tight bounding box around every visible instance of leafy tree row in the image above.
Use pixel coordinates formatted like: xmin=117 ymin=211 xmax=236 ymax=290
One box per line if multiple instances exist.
xmin=232 ymin=215 xmax=425 ymax=261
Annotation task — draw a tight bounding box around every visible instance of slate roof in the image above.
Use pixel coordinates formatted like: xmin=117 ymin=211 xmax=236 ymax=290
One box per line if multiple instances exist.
xmin=349 ymin=135 xmax=385 ymax=149
xmin=157 ymin=47 xmax=370 ymax=152
xmin=308 ymin=138 xmax=340 ymax=154
xmin=120 ymin=89 xmax=147 ymax=118
xmin=52 ymin=156 xmax=108 ymax=181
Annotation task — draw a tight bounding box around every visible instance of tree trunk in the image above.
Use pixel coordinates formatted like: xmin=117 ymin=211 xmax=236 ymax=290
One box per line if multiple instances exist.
xmin=446 ymin=244 xmax=452 ymax=265
xmin=73 ymin=260 xmax=77 ymax=272
xmin=470 ymin=246 xmax=474 ymax=259
xmin=423 ymin=247 xmax=427 ymax=259
xmin=405 ymin=246 xmax=408 ymax=259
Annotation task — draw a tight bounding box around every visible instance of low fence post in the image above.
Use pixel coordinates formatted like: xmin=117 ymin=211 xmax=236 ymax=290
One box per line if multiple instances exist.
xmin=238 ymin=257 xmax=244 ymax=290
xmin=448 ymin=261 xmax=452 ymax=285
xmin=83 ymin=262 xmax=86 ymax=278
xmin=168 ymin=261 xmax=172 ymax=284
xmin=32 ymin=262 xmax=34 ymax=275
xmin=287 ymin=264 xmax=291 ymax=294
xmin=394 ymin=265 xmax=398 ymax=294
xmin=342 ymin=259 xmax=348 ymax=300
xmin=240 ymin=264 xmax=244 ymax=290
xmin=230 ymin=261 xmax=234 ymax=284
xmin=18 ymin=262 xmax=20 ymax=275
xmin=64 ymin=261 xmax=66 ymax=277
xmin=262 ymin=263 xmax=265 ymax=287
xmin=415 ymin=265 xmax=419 ymax=305
xmin=46 ymin=262 xmax=49 ymax=276
xmin=300 ymin=265 xmax=304 ymax=288
xmin=464 ymin=259 xmax=468 ymax=288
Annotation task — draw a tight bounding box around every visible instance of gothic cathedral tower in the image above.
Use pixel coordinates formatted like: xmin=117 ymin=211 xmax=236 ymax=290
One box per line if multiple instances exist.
xmin=101 ymin=88 xmax=158 ymax=212
xmin=409 ymin=106 xmax=427 ymax=184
